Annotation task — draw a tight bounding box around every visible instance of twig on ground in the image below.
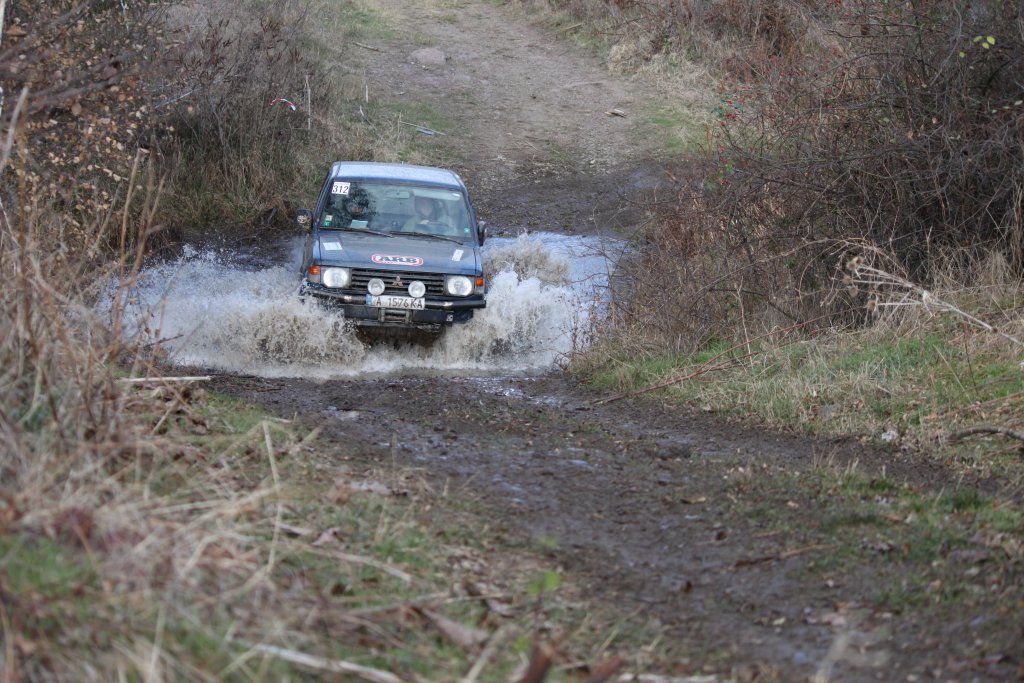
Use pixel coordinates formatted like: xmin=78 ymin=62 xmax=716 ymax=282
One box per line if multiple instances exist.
xmin=615 ymin=675 xmax=718 ymax=683
xmin=353 ymin=41 xmax=384 ymax=52
xmin=949 ymin=425 xmax=1024 ymax=444
xmin=554 ymin=21 xmax=583 ymax=35
xmin=252 ymin=644 xmax=403 ymax=683
xmin=119 ymin=375 xmax=212 ymax=383
xmin=461 ymin=624 xmax=517 ymax=683
xmin=593 ymin=351 xmax=757 ymax=405
xmin=416 ymin=607 xmax=489 ymax=652
xmin=732 ymin=544 xmax=828 ymax=569
xmin=398 ymin=120 xmax=446 ymax=136
xmin=327 ymin=549 xmax=414 ymax=584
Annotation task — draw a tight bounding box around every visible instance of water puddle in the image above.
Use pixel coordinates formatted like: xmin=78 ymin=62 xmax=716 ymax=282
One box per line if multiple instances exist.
xmin=104 ymin=232 xmax=620 ymax=378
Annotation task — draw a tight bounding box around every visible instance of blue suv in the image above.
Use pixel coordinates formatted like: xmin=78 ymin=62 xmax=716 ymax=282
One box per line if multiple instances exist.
xmin=298 ymin=162 xmax=487 ymax=336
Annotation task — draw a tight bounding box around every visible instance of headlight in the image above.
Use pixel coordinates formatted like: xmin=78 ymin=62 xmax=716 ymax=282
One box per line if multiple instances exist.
xmin=445 ymin=275 xmax=473 ymax=297
xmin=367 ymin=278 xmax=386 ymax=296
xmin=408 ymin=280 xmax=426 ymax=298
xmin=322 ymin=267 xmax=350 ymax=288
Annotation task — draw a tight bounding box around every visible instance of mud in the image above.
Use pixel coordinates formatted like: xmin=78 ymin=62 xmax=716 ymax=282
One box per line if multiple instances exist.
xmin=210 ymin=372 xmax=995 ymax=681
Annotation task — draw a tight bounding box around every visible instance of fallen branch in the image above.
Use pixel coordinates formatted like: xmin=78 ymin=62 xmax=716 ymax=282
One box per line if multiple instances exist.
xmin=554 ymin=21 xmax=584 ymax=35
xmin=461 ymin=624 xmax=516 ymax=683
xmin=593 ymin=352 xmax=756 ymax=405
xmin=119 ymin=375 xmax=212 ymax=384
xmin=398 ymin=120 xmax=446 ymax=136
xmin=252 ymin=644 xmax=402 ymax=683
xmin=949 ymin=426 xmax=1024 ymax=444
xmin=616 ymin=675 xmax=718 ymax=683
xmin=845 ymin=256 xmax=1024 ymax=350
xmin=732 ymin=544 xmax=827 ymax=569
xmin=416 ymin=607 xmax=489 ymax=652
xmin=335 ymin=550 xmax=414 ymax=584
xmin=353 ymin=41 xmax=384 ymax=52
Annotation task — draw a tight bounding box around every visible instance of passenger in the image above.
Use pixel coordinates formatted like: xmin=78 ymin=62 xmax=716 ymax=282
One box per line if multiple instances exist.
xmin=403 ymin=196 xmax=452 ymax=234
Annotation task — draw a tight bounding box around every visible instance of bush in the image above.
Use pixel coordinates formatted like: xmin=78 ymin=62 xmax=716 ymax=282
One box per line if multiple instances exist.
xmin=545 ymin=1 xmax=1024 ymax=350
xmin=715 ymin=0 xmax=1024 ymax=271
xmin=159 ymin=0 xmax=330 ymax=231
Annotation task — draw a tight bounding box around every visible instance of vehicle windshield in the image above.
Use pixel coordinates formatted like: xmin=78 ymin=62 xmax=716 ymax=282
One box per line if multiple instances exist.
xmin=320 ymin=180 xmax=474 ymax=241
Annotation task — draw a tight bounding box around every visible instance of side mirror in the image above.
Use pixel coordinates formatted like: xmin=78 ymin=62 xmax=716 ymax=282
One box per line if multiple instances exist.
xmin=478 ymin=220 xmax=487 ymax=245
xmin=296 ymin=208 xmax=313 ymax=230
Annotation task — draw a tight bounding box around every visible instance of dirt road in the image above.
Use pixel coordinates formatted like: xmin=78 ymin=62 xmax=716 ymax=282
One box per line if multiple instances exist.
xmin=203 ymin=2 xmax=1020 ymax=680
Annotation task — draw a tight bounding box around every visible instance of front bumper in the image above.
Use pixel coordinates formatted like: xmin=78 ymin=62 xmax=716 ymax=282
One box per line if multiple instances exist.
xmin=301 ymin=282 xmax=485 ymax=330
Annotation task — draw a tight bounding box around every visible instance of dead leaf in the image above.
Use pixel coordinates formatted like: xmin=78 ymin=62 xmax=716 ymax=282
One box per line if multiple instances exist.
xmin=7 ymin=26 xmax=27 ymax=38
xmin=514 ymin=642 xmax=554 ymax=683
xmin=417 ymin=607 xmax=489 ymax=652
xmin=584 ymin=654 xmax=625 ymax=683
xmin=948 ymin=548 xmax=990 ymax=564
xmin=680 ymin=496 xmax=707 ymax=505
xmin=0 ymin=496 xmax=21 ymax=535
xmin=329 ymin=482 xmax=351 ymax=506
xmin=806 ymin=611 xmax=847 ymax=628
xmin=277 ymin=522 xmax=313 ymax=538
xmin=464 ymin=578 xmax=515 ymax=617
xmin=350 ymin=480 xmax=391 ymax=496
xmin=56 ymin=507 xmax=94 ymax=544
xmin=312 ymin=527 xmax=341 ymax=546
xmin=14 ymin=636 xmax=37 ymax=656
xmin=606 ymin=108 xmax=628 ymax=117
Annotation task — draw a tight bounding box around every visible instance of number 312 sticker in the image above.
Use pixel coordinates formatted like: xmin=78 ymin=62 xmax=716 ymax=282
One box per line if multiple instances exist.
xmin=331 ymin=181 xmax=351 ymax=195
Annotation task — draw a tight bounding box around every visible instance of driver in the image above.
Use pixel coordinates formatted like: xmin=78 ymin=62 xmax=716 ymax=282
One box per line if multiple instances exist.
xmin=403 ymin=195 xmax=452 ymax=233
xmin=345 ymin=194 xmax=369 ymax=223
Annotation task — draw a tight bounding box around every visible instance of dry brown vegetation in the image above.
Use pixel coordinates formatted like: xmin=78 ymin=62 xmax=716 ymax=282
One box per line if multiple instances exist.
xmin=531 ymin=0 xmax=1024 ymax=347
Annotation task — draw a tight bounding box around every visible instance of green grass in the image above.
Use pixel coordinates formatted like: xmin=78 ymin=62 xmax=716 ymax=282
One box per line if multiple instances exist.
xmin=582 ymin=314 xmax=1024 ymax=467
xmin=0 ymin=535 xmax=96 ymax=601
xmin=382 ymin=100 xmax=452 ymax=135
xmin=638 ymin=103 xmax=707 ymax=152
xmin=316 ymin=0 xmax=394 ymax=41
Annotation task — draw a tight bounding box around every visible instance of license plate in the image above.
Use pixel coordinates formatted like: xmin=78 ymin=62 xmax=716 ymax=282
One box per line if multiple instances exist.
xmin=366 ymin=294 xmax=425 ymax=310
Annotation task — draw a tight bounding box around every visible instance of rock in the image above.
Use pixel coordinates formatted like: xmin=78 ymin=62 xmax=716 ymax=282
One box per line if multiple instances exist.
xmin=410 ymin=47 xmax=448 ymax=66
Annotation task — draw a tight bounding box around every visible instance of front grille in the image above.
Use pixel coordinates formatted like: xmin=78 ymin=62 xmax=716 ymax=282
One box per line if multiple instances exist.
xmin=381 ymin=309 xmax=410 ymax=323
xmin=351 ymin=268 xmax=446 ymax=296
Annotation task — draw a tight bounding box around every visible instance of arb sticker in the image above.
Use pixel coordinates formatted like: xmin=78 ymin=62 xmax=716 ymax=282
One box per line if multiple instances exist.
xmin=331 ymin=181 xmax=351 ymax=195
xmin=372 ymin=254 xmax=423 ymax=266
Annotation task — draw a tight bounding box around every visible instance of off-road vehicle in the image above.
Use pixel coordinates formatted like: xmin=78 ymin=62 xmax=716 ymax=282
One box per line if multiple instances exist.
xmin=298 ymin=162 xmax=487 ymax=337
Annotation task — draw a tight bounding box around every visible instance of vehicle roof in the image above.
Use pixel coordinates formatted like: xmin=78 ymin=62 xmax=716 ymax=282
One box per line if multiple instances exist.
xmin=329 ymin=161 xmax=466 ymax=191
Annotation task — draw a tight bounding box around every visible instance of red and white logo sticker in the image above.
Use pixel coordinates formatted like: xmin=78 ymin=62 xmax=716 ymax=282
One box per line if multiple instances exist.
xmin=372 ymin=254 xmax=423 ymax=266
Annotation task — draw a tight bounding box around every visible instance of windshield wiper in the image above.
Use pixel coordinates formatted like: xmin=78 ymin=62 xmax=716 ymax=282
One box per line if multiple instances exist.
xmin=333 ymin=226 xmax=394 ymax=238
xmin=403 ymin=231 xmax=462 ymax=244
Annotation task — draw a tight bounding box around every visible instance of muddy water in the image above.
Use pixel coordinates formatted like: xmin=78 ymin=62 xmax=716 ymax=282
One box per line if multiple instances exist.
xmin=106 ymin=233 xmax=620 ymax=378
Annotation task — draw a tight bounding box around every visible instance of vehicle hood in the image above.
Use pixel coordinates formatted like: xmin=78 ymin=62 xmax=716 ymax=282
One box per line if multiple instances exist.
xmin=315 ymin=231 xmax=481 ymax=275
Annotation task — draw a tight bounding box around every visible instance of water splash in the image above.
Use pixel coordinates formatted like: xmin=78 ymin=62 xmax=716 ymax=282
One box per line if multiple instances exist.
xmin=106 ymin=233 xmax=617 ymax=378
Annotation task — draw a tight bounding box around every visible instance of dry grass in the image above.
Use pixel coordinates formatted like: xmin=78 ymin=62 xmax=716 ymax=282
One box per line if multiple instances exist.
xmin=582 ymin=249 xmax=1024 ymax=474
